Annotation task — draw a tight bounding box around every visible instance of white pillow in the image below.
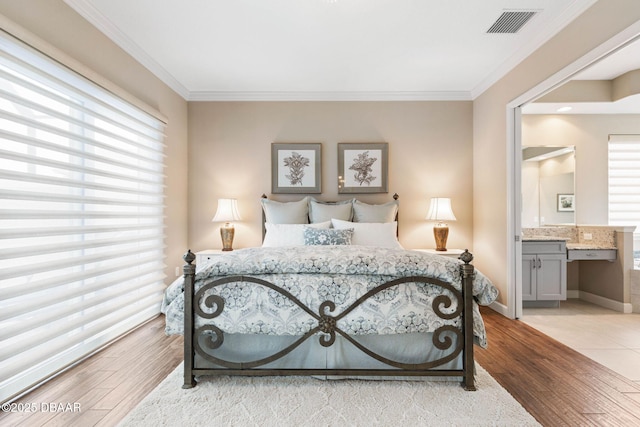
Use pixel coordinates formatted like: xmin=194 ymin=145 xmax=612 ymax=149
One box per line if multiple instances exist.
xmin=331 ymin=219 xmax=403 ymax=249
xmin=352 ymin=200 xmax=398 ymax=223
xmin=309 ymin=198 xmax=353 ymax=223
xmin=260 ymin=197 xmax=310 ymax=224
xmin=262 ymin=221 xmax=331 ymax=247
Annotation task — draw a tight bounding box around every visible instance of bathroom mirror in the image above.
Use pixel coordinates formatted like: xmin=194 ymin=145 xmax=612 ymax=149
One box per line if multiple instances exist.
xmin=522 ymin=146 xmax=575 ymax=227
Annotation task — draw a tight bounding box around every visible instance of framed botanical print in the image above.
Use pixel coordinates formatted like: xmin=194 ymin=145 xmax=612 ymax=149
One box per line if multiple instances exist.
xmin=557 ymin=193 xmax=575 ymax=212
xmin=271 ymin=143 xmax=321 ymax=194
xmin=338 ymin=143 xmax=388 ymax=194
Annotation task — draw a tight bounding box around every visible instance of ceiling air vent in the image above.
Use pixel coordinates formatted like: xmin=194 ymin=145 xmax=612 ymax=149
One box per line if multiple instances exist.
xmin=487 ymin=10 xmax=538 ymax=34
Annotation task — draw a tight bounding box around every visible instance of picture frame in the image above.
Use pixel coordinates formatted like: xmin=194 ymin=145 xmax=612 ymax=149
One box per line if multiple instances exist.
xmin=557 ymin=194 xmax=575 ymax=212
xmin=338 ymin=143 xmax=388 ymax=194
xmin=271 ymin=143 xmax=321 ymax=194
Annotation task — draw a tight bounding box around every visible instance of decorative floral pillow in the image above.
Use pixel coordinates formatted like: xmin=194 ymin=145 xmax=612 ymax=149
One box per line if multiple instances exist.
xmin=303 ymin=227 xmax=354 ymax=246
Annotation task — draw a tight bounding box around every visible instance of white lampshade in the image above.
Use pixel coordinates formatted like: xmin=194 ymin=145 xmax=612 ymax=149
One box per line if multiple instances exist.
xmin=212 ymin=199 xmax=242 ymax=223
xmin=426 ymin=198 xmax=457 ymax=222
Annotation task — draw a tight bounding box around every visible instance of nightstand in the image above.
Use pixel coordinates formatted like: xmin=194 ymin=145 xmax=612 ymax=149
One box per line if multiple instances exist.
xmin=195 ymin=249 xmax=224 ymax=266
xmin=413 ymin=248 xmax=465 ymax=259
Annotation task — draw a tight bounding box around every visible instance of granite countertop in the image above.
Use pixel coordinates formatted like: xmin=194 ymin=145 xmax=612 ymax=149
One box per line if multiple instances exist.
xmin=522 ymin=226 xmax=619 ymax=250
xmin=523 ymin=237 xmax=616 ymax=250
xmin=566 ymin=243 xmax=617 ymax=250
xmin=522 ymin=236 xmax=570 ymax=242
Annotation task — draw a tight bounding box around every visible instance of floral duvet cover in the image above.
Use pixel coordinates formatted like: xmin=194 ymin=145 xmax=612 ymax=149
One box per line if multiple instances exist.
xmin=162 ymin=246 xmax=499 ymax=348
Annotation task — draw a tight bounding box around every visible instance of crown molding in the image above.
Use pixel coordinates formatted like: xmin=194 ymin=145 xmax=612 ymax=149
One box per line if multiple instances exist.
xmin=187 ymin=91 xmax=472 ymax=102
xmin=66 ymin=0 xmax=597 ymax=103
xmin=64 ymin=0 xmax=469 ymax=103
xmin=64 ymin=0 xmax=190 ymax=100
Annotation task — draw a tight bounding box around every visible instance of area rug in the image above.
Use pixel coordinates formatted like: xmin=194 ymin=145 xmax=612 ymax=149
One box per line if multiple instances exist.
xmin=119 ymin=363 xmax=540 ymax=426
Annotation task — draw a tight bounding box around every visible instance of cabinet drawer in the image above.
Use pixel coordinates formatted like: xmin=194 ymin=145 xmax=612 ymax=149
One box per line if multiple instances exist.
xmin=567 ymin=249 xmax=616 ymax=261
xmin=196 ymin=254 xmax=213 ymax=265
xmin=522 ymin=241 xmax=566 ymax=255
xmin=196 ymin=250 xmax=224 ymax=266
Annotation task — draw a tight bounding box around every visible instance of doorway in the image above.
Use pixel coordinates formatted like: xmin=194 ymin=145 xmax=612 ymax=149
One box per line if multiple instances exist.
xmin=507 ymin=22 xmax=640 ymax=320
xmin=504 ymin=21 xmax=640 ymax=380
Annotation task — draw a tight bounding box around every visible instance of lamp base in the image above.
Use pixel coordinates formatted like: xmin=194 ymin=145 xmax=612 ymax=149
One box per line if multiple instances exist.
xmin=220 ymin=224 xmax=235 ymax=251
xmin=433 ymin=225 xmax=449 ymax=251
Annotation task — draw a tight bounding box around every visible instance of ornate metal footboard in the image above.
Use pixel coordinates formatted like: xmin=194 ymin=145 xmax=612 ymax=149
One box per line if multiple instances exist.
xmin=181 ymin=249 xmax=477 ymax=391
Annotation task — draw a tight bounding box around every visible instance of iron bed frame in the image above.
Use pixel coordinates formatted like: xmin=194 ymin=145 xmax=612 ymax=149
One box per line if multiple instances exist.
xmin=180 ymin=248 xmax=478 ymax=391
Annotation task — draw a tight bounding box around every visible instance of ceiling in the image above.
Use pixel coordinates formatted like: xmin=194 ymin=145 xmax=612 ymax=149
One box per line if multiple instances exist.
xmin=64 ymin=0 xmax=601 ymax=101
xmin=523 ymin=38 xmax=640 ymax=114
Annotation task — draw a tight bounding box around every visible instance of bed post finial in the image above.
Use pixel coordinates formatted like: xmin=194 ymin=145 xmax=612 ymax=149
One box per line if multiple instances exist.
xmin=183 ymin=249 xmax=195 ymax=265
xmin=393 ymin=193 xmax=399 ymax=200
xmin=458 ymin=249 xmax=473 ymax=264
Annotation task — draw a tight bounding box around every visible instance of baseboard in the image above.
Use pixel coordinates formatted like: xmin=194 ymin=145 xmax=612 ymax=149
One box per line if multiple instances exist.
xmin=578 ymin=291 xmax=633 ymax=314
xmin=488 ymin=300 xmax=510 ymax=317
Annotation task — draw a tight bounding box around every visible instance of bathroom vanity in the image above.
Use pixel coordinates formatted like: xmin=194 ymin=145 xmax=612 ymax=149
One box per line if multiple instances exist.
xmin=522 ymin=239 xmax=567 ymax=305
xmin=522 ymin=226 xmax=634 ymax=313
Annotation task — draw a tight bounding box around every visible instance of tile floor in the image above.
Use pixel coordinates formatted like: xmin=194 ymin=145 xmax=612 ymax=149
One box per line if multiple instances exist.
xmin=522 ymin=299 xmax=640 ymax=385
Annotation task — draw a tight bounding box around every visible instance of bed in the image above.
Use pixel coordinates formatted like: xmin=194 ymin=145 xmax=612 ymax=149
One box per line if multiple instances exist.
xmin=162 ymin=195 xmax=498 ymax=391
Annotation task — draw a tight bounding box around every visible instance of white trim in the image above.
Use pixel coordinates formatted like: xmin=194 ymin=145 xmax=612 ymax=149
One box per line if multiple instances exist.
xmin=578 ymin=291 xmax=633 ymax=314
xmin=506 ymin=18 xmax=640 ymax=319
xmin=512 ymin=106 xmax=524 ymax=319
xmin=63 ymin=0 xmax=471 ymax=102
xmin=488 ymin=301 xmax=509 ymax=317
xmin=188 ymin=91 xmax=472 ymax=102
xmin=0 ymin=12 xmax=168 ymax=123
xmin=62 ymin=0 xmax=189 ymax=101
xmin=505 ymin=106 xmax=518 ymax=319
xmin=63 ymin=0 xmax=596 ymax=103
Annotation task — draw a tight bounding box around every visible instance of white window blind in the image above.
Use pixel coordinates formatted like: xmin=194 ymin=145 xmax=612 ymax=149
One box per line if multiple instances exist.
xmin=608 ymin=134 xmax=640 ymax=262
xmin=0 ymin=30 xmax=166 ymax=403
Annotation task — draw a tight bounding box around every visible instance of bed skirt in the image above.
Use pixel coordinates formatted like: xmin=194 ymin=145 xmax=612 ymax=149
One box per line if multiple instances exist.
xmin=194 ymin=332 xmax=461 ymax=375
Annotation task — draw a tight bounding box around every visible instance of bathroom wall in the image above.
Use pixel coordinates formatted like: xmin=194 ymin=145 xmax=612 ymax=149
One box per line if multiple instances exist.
xmin=522 ymin=114 xmax=640 ymax=225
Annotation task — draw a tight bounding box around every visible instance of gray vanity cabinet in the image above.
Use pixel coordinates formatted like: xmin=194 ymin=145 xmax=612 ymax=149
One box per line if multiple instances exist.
xmin=522 ymin=241 xmax=567 ymax=301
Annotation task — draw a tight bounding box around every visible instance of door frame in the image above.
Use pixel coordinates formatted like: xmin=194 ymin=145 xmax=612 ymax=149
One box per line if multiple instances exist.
xmin=506 ymin=20 xmax=640 ymax=319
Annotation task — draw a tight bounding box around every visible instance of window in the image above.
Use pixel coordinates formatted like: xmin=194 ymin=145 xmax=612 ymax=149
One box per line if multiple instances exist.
xmin=0 ymin=30 xmax=166 ymax=403
xmin=608 ymin=135 xmax=640 ymax=268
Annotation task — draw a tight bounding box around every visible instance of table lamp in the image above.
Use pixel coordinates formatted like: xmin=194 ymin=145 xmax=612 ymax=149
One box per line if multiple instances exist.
xmin=426 ymin=197 xmax=456 ymax=251
xmin=212 ymin=198 xmax=242 ymax=251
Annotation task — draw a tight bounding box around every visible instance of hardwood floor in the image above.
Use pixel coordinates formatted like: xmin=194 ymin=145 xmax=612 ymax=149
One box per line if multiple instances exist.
xmin=2 ymin=309 xmax=640 ymax=426
xmin=476 ymin=307 xmax=640 ymax=427
xmin=0 ymin=316 xmax=182 ymax=427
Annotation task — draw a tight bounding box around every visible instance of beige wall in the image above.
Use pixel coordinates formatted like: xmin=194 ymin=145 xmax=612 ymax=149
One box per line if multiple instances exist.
xmin=474 ymin=0 xmax=640 ymax=309
xmin=188 ymin=101 xmax=473 ymax=252
xmin=0 ymin=0 xmax=189 ymax=284
xmin=523 ymin=114 xmax=640 ymax=225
